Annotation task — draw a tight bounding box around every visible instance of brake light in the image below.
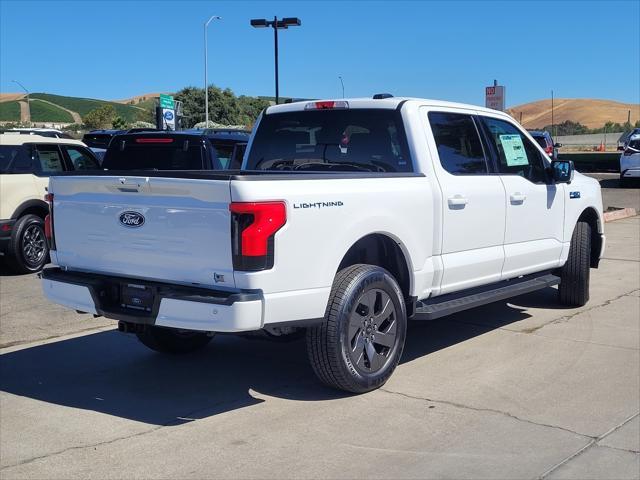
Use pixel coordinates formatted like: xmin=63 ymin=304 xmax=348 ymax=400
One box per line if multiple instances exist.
xmin=545 ymin=145 xmax=553 ymax=155
xmin=44 ymin=193 xmax=56 ymax=250
xmin=135 ymin=138 xmax=174 ymax=143
xmin=304 ymin=100 xmax=349 ymax=110
xmin=230 ymin=201 xmax=286 ymax=271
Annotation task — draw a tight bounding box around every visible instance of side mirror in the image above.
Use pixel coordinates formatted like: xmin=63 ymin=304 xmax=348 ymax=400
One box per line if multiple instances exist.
xmin=554 ymin=143 xmax=563 ymax=148
xmin=552 ymin=159 xmax=574 ymax=184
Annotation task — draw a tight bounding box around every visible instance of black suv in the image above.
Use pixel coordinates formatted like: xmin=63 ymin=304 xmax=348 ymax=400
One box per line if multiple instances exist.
xmin=102 ymin=130 xmax=249 ymax=171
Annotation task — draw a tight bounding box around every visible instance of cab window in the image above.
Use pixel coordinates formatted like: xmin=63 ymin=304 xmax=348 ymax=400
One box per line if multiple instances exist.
xmin=480 ymin=117 xmax=548 ymax=183
xmin=428 ymin=112 xmax=488 ymax=174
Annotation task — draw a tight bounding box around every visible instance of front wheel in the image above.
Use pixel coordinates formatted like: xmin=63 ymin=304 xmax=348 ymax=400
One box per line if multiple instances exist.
xmin=306 ymin=264 xmax=407 ymax=393
xmin=558 ymin=221 xmax=591 ymax=307
xmin=136 ymin=326 xmax=213 ymax=354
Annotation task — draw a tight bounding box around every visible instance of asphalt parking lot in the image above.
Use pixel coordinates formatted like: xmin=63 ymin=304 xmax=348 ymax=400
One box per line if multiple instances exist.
xmin=1 ymin=220 xmax=639 ymax=477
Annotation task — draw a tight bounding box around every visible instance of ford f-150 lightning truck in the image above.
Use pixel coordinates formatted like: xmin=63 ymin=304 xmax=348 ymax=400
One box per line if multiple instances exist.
xmin=41 ymin=96 xmax=605 ymax=393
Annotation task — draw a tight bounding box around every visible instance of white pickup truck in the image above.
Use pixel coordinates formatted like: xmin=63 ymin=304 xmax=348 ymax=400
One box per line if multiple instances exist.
xmin=41 ymin=96 xmax=605 ymax=393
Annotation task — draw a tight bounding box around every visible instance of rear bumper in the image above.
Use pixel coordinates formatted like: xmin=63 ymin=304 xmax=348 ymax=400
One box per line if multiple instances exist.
xmin=40 ymin=268 xmax=263 ymax=332
xmin=621 ymin=168 xmax=640 ymax=178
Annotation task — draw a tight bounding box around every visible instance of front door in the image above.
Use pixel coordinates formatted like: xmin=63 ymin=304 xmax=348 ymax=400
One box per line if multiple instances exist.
xmin=479 ymin=116 xmax=565 ymax=279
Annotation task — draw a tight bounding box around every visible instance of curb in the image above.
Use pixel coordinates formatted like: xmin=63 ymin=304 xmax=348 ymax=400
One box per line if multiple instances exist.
xmin=603 ymin=208 xmax=637 ymax=223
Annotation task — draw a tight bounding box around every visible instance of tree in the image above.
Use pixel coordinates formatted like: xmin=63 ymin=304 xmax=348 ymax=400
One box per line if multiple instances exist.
xmin=112 ymin=116 xmax=127 ymax=129
xmin=174 ymin=86 xmax=270 ymax=128
xmin=84 ymin=105 xmax=116 ymax=129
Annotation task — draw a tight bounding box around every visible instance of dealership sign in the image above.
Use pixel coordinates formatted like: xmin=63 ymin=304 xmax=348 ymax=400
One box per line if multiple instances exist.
xmin=485 ymin=85 xmax=506 ymax=111
xmin=162 ymin=108 xmax=176 ymax=130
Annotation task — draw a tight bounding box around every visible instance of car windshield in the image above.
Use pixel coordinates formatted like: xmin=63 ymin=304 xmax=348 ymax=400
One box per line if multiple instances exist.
xmin=102 ymin=139 xmax=205 ymax=170
xmin=245 ymin=108 xmax=412 ymax=172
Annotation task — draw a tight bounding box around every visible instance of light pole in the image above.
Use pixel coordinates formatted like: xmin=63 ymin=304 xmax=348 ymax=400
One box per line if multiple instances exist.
xmin=204 ymin=15 xmax=221 ymax=128
xmin=250 ymin=16 xmax=301 ymax=104
xmin=338 ymin=76 xmax=345 ymax=98
xmin=12 ymin=79 xmax=30 ymax=125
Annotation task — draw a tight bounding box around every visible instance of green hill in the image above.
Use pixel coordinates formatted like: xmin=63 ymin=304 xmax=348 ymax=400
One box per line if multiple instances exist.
xmin=30 ymin=93 xmax=146 ymax=122
xmin=0 ymin=101 xmax=20 ymax=121
xmin=29 ymin=99 xmax=74 ymax=122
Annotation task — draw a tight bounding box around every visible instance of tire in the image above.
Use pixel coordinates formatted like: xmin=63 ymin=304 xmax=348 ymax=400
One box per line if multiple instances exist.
xmin=5 ymin=214 xmax=49 ymax=274
xmin=136 ymin=326 xmax=213 ymax=354
xmin=558 ymin=221 xmax=591 ymax=307
xmin=306 ymin=264 xmax=407 ymax=393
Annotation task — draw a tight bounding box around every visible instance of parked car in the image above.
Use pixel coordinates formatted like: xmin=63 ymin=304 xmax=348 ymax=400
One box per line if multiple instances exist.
xmin=82 ymin=129 xmax=125 ymax=149
xmin=529 ymin=130 xmax=561 ymax=159
xmin=101 ymin=131 xmax=230 ymax=170
xmin=617 ymin=128 xmax=640 ymax=151
xmin=1 ymin=128 xmax=74 ymax=139
xmin=0 ymin=134 xmax=100 ymax=273
xmin=620 ymin=134 xmax=640 ymax=187
xmin=41 ymin=96 xmax=604 ymax=393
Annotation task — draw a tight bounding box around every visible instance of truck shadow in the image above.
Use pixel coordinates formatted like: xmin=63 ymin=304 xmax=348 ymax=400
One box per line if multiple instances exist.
xmin=0 ymin=289 xmax=552 ymax=426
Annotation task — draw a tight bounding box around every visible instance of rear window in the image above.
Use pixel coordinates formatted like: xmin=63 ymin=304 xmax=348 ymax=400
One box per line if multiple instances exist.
xmin=0 ymin=145 xmax=30 ymax=173
xmin=245 ymin=108 xmax=412 ymax=172
xmin=103 ymin=138 xmax=205 ymax=170
xmin=83 ymin=134 xmax=114 ymax=149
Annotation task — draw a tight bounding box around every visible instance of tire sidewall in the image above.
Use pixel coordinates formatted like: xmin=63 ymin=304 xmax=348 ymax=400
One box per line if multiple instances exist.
xmin=336 ymin=267 xmax=407 ymax=391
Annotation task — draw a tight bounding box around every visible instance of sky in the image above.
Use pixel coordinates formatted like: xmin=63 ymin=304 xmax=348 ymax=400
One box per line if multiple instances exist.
xmin=1 ymin=0 xmax=639 ymax=108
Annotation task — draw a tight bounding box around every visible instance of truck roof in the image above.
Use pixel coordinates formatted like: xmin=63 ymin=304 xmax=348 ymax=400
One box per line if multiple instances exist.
xmin=265 ymin=97 xmax=511 ymax=117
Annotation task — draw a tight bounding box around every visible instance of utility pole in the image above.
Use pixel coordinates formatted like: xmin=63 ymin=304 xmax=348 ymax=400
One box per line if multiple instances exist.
xmin=551 ymin=90 xmax=554 ymax=138
xmin=338 ymin=76 xmax=345 ymax=98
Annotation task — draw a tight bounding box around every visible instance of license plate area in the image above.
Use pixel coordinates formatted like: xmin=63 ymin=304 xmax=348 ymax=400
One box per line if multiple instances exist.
xmin=120 ymin=283 xmax=154 ymax=312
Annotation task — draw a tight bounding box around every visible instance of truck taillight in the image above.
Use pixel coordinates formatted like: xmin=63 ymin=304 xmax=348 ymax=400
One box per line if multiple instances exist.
xmin=44 ymin=193 xmax=56 ymax=250
xmin=545 ymin=145 xmax=553 ymax=155
xmin=230 ymin=201 xmax=286 ymax=271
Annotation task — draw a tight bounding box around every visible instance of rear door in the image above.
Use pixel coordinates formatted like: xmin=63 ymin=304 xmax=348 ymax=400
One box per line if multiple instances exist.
xmin=31 ymin=143 xmax=69 ymax=195
xmin=424 ymin=109 xmax=506 ymax=294
xmin=50 ymin=174 xmax=235 ymax=288
xmin=479 ymin=116 xmax=564 ymax=279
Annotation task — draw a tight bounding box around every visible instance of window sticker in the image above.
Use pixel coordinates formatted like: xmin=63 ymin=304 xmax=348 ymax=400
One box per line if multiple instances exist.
xmin=499 ymin=134 xmax=529 ymax=166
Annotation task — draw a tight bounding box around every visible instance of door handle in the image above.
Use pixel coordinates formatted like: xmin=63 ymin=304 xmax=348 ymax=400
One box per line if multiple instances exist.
xmin=510 ymin=192 xmax=527 ymax=204
xmin=447 ymin=195 xmax=468 ymax=207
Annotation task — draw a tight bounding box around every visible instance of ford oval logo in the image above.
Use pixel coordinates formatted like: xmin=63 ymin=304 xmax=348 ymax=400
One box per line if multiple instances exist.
xmin=119 ymin=211 xmax=145 ymax=228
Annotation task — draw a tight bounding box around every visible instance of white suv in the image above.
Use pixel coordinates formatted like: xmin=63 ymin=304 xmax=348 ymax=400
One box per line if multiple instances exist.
xmin=0 ymin=134 xmax=100 ymax=273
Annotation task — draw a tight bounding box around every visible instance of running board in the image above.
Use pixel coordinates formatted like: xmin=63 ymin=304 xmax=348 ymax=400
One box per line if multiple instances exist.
xmin=413 ymin=273 xmax=560 ymax=321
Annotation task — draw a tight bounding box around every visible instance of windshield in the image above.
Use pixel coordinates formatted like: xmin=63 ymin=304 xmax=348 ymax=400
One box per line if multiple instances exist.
xmin=103 ymin=142 xmax=205 ymax=170
xmin=245 ymin=108 xmax=412 ymax=172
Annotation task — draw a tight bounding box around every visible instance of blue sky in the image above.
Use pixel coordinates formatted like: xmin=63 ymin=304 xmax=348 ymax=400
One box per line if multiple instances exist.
xmin=1 ymin=0 xmax=638 ymax=107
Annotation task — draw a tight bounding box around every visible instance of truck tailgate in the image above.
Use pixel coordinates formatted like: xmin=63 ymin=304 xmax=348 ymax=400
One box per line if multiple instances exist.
xmin=49 ymin=175 xmax=235 ymax=288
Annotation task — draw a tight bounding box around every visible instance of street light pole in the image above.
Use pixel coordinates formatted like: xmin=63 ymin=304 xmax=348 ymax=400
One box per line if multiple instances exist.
xmin=338 ymin=76 xmax=345 ymax=98
xmin=204 ymin=15 xmax=221 ymax=128
xmin=551 ymin=89 xmax=554 ymax=138
xmin=251 ymin=16 xmax=301 ymax=105
xmin=12 ymin=79 xmax=30 ymax=125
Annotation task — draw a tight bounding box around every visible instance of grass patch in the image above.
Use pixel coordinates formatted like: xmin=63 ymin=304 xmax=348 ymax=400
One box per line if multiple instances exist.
xmin=30 ymin=93 xmax=149 ymax=122
xmin=0 ymin=101 xmax=21 ymax=121
xmin=29 ymin=99 xmax=74 ymax=122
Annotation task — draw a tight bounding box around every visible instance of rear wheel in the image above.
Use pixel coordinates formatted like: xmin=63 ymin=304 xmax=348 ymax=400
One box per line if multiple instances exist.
xmin=136 ymin=326 xmax=213 ymax=354
xmin=5 ymin=214 xmax=49 ymax=274
xmin=558 ymin=221 xmax=591 ymax=307
xmin=307 ymin=264 xmax=407 ymax=393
